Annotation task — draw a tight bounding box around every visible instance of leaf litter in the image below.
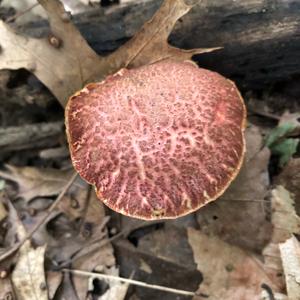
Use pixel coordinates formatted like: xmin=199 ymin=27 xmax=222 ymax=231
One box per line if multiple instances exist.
xmin=0 ymin=0 xmax=299 ymax=299
xmin=0 ymin=165 xmax=74 ymax=202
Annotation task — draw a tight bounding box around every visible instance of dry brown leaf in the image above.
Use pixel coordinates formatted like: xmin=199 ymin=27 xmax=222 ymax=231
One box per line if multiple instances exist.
xmin=55 ymin=272 xmax=79 ymax=300
xmin=107 ymin=0 xmax=217 ymax=69
xmin=263 ymin=186 xmax=300 ymax=280
xmin=275 ymin=158 xmax=300 ymax=215
xmin=0 ymin=277 xmax=15 ymax=300
xmin=72 ymin=190 xmax=116 ymax=300
xmin=0 ymin=0 xmax=217 ymax=106
xmin=188 ymin=227 xmax=282 ymax=300
xmin=4 ymin=200 xmax=48 ymax=300
xmin=47 ymin=271 xmax=63 ymax=299
xmin=0 ymin=165 xmax=74 ymax=202
xmin=98 ymin=267 xmax=130 ymax=300
xmin=196 ymin=124 xmax=272 ymax=251
xmin=12 ymin=242 xmax=48 ymax=300
xmin=0 ymin=0 xmax=100 ymax=105
xmin=279 ymin=236 xmax=300 ymax=300
xmin=0 ymin=200 xmax=7 ymax=223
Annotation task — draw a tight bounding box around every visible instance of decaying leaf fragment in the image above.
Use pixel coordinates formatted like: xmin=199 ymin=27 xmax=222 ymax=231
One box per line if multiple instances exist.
xmin=72 ymin=190 xmax=116 ymax=300
xmin=107 ymin=0 xmax=218 ymax=69
xmin=0 ymin=0 xmax=218 ymax=107
xmin=279 ymin=236 xmax=300 ymax=300
xmin=12 ymin=242 xmax=48 ymax=300
xmin=263 ymin=186 xmax=300 ymax=278
xmin=196 ymin=124 xmax=272 ymax=252
xmin=98 ymin=267 xmax=130 ymax=300
xmin=0 ymin=165 xmax=74 ymax=202
xmin=187 ymin=227 xmax=281 ymax=300
xmin=4 ymin=200 xmax=48 ymax=300
xmin=275 ymin=158 xmax=300 ymax=214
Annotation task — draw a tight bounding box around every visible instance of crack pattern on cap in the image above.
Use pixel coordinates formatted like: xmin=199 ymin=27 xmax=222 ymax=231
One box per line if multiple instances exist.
xmin=66 ymin=60 xmax=246 ymax=220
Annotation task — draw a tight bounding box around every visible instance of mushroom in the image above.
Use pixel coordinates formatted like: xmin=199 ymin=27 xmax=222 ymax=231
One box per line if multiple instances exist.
xmin=65 ymin=60 xmax=246 ymax=220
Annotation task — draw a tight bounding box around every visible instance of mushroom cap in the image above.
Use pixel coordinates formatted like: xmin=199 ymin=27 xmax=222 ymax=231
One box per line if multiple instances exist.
xmin=65 ymin=60 xmax=246 ymax=220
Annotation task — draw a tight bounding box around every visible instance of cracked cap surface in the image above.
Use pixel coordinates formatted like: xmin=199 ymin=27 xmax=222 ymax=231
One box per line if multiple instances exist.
xmin=66 ymin=60 xmax=246 ymax=220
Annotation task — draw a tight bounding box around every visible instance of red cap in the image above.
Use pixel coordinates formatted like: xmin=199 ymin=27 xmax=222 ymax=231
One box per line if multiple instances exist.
xmin=66 ymin=60 xmax=246 ymax=220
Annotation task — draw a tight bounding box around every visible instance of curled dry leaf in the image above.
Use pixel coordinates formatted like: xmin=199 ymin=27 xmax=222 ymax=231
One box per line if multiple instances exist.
xmin=0 ymin=165 xmax=74 ymax=202
xmin=0 ymin=0 xmax=217 ymax=106
xmin=279 ymin=236 xmax=300 ymax=300
xmin=188 ymin=227 xmax=281 ymax=300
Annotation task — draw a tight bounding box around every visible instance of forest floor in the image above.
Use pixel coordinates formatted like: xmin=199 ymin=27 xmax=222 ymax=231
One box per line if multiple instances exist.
xmin=0 ymin=1 xmax=299 ymax=300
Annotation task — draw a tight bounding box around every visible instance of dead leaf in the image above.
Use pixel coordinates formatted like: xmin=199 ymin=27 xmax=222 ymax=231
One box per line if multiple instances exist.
xmin=47 ymin=271 xmax=63 ymax=299
xmin=196 ymin=124 xmax=272 ymax=251
xmin=269 ymin=186 xmax=300 ymax=243
xmin=113 ymin=226 xmax=201 ymax=299
xmin=72 ymin=190 xmax=116 ymax=300
xmin=5 ymin=200 xmax=48 ymax=300
xmin=263 ymin=186 xmax=300 ymax=279
xmin=0 ymin=180 xmax=7 ymax=222
xmin=188 ymin=227 xmax=282 ymax=300
xmin=108 ymin=0 xmax=217 ymax=69
xmin=98 ymin=266 xmax=130 ymax=300
xmin=0 ymin=165 xmax=74 ymax=202
xmin=0 ymin=0 xmax=217 ymax=106
xmin=12 ymin=242 xmax=48 ymax=300
xmin=275 ymin=158 xmax=300 ymax=215
xmin=0 ymin=0 xmax=100 ymax=105
xmin=0 ymin=199 xmax=7 ymax=223
xmin=0 ymin=277 xmax=15 ymax=300
xmin=279 ymin=236 xmax=300 ymax=300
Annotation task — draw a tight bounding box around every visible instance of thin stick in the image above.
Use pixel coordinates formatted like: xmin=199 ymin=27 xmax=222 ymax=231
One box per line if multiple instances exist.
xmin=0 ymin=172 xmax=77 ymax=262
xmin=59 ymin=220 xmax=155 ymax=268
xmin=6 ymin=3 xmax=40 ymax=23
xmin=222 ymin=198 xmax=267 ymax=202
xmin=248 ymin=108 xmax=280 ymax=121
xmin=78 ymin=185 xmax=93 ymax=233
xmin=63 ymin=268 xmax=195 ymax=296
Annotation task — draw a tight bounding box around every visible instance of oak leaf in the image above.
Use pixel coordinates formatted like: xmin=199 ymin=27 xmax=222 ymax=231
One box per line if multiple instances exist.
xmin=0 ymin=0 xmax=218 ymax=106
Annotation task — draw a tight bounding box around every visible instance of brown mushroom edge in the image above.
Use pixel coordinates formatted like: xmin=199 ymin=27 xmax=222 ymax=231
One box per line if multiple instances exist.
xmin=65 ymin=63 xmax=247 ymax=221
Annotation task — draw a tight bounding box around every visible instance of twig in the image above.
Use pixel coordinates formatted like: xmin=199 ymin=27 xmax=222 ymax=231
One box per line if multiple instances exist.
xmin=78 ymin=185 xmax=92 ymax=233
xmin=222 ymin=198 xmax=267 ymax=202
xmin=0 ymin=171 xmax=77 ymax=263
xmin=6 ymin=3 xmax=40 ymax=23
xmin=248 ymin=109 xmax=281 ymax=121
xmin=59 ymin=220 xmax=163 ymax=268
xmin=63 ymin=268 xmax=195 ymax=296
